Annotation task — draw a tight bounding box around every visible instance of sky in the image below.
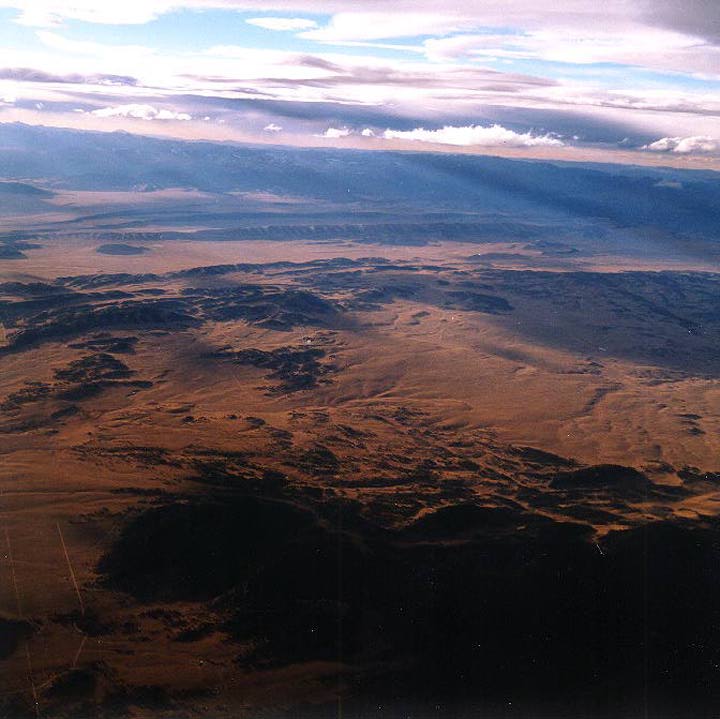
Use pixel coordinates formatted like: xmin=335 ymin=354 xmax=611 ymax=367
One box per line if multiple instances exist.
xmin=0 ymin=0 xmax=719 ymax=165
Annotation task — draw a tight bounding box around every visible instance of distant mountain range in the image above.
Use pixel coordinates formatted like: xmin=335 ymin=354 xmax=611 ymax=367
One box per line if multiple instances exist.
xmin=1 ymin=122 xmax=719 ymax=248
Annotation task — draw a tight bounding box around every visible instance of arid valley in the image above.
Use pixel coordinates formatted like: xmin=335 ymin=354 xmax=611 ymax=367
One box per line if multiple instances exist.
xmin=1 ymin=124 xmax=720 ymax=718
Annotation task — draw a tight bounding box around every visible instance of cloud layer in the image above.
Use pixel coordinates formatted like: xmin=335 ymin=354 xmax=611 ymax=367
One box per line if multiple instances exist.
xmin=0 ymin=0 xmax=718 ymax=162
xmin=247 ymin=17 xmax=317 ymax=31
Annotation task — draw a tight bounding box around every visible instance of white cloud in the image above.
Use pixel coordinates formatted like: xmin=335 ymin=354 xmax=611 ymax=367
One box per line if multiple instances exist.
xmin=0 ymin=0 xmax=718 ymax=48
xmin=5 ymin=29 xmax=720 ymax=148
xmin=642 ymin=135 xmax=720 ymax=154
xmin=156 ymin=108 xmax=192 ymax=120
xmin=5 ymin=0 xmax=179 ymax=26
xmin=247 ymin=17 xmax=317 ymax=31
xmin=36 ymin=30 xmax=154 ymax=58
xmin=382 ymin=124 xmax=564 ymax=148
xmin=319 ymin=127 xmax=352 ymax=138
xmin=2 ymin=3 xmax=719 ymax=157
xmin=92 ymin=103 xmax=191 ymax=120
xmin=263 ymin=122 xmax=283 ymax=132
xmin=423 ymin=27 xmax=720 ymax=78
xmin=299 ymin=11 xmax=468 ymax=43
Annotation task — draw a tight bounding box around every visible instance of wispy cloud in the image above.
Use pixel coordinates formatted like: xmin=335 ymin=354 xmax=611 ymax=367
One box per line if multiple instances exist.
xmin=3 ymin=0 xmax=182 ymax=26
xmin=36 ymin=30 xmax=154 ymax=58
xmin=0 ymin=67 xmax=138 ymax=85
xmin=298 ymin=12 xmax=467 ymax=43
xmin=423 ymin=28 xmax=720 ymax=78
xmin=247 ymin=17 xmax=317 ymax=31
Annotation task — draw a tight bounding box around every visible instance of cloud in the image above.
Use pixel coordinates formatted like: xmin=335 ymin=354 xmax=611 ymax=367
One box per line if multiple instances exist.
xmin=6 ymin=3 xmax=718 ymax=83
xmin=5 ymin=0 xmax=177 ymax=26
xmin=319 ymin=127 xmax=351 ymax=138
xmin=263 ymin=122 xmax=283 ymax=131
xmin=645 ymin=0 xmax=720 ymax=44
xmin=0 ymin=0 xmax=717 ymax=47
xmin=2 ymin=3 xmax=719 ymax=159
xmin=36 ymin=30 xmax=154 ymax=59
xmin=247 ymin=17 xmax=317 ymax=31
xmin=298 ymin=12 xmax=468 ymax=43
xmin=423 ymin=28 xmax=720 ymax=78
xmin=382 ymin=124 xmax=564 ymax=148
xmin=0 ymin=67 xmax=138 ymax=85
xmin=642 ymin=136 xmax=720 ymax=154
xmin=92 ymin=104 xmax=191 ymax=120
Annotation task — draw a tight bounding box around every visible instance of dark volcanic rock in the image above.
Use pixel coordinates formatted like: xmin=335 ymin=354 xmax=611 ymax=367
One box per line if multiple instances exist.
xmin=58 ymin=272 xmax=161 ymax=289
xmin=0 ymin=281 xmax=63 ymax=297
xmin=69 ymin=335 xmax=139 ymax=354
xmin=443 ymin=290 xmax=513 ymax=313
xmin=196 ymin=286 xmax=340 ymax=331
xmin=212 ymin=345 xmax=332 ymax=393
xmin=297 ymin=445 xmax=340 ymax=475
xmin=1 ymin=351 xmax=148 ymax=414
xmin=407 ymin=503 xmax=529 ymax=539
xmin=99 ymin=497 xmax=322 ymax=602
xmin=98 ymin=490 xmax=720 ymax=713
xmin=0 ymin=615 xmax=34 ymax=659
xmin=5 ymin=299 xmax=197 ymax=349
xmin=99 ymin=496 xmax=372 ymax=664
xmin=54 ymin=353 xmax=134 ymax=383
xmin=551 ymin=463 xmax=652 ymax=491
xmin=514 ymin=445 xmax=577 ymax=467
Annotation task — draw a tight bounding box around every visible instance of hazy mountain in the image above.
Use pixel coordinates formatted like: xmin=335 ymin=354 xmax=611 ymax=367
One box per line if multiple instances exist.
xmin=1 ymin=122 xmax=719 ymax=243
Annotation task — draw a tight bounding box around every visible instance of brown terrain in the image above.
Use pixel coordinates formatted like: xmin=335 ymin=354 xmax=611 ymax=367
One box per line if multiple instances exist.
xmin=1 ymin=124 xmax=720 ymax=718
xmin=1 ymin=229 xmax=719 ymax=719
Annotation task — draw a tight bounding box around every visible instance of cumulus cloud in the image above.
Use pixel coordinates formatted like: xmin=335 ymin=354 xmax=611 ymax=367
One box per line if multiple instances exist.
xmin=247 ymin=17 xmax=317 ymax=31
xmin=263 ymin=122 xmax=283 ymax=132
xmin=361 ymin=128 xmax=375 ymax=137
xmin=92 ymin=104 xmax=191 ymax=121
xmin=319 ymin=127 xmax=352 ymax=138
xmin=642 ymin=136 xmax=720 ymax=154
xmin=382 ymin=124 xmax=564 ymax=148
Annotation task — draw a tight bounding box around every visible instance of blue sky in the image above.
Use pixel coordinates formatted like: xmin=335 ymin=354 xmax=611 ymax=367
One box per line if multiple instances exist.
xmin=0 ymin=0 xmax=718 ymax=163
